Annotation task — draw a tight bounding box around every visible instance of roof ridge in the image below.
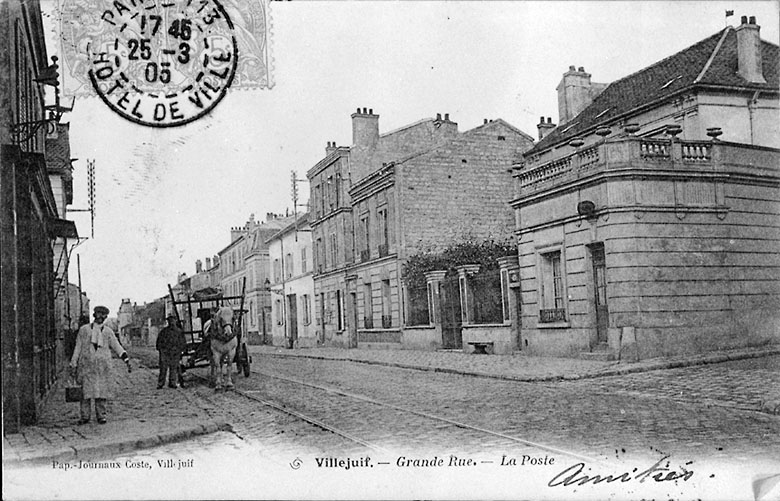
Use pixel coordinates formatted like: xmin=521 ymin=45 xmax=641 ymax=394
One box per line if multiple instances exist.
xmin=695 ymin=27 xmax=733 ymax=83
xmin=593 ymin=28 xmax=728 ymax=104
xmin=464 ymin=118 xmax=536 ymax=142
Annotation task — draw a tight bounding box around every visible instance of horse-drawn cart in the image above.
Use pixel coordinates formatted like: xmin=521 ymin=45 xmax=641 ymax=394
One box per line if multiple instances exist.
xmin=167 ymin=277 xmax=251 ymax=381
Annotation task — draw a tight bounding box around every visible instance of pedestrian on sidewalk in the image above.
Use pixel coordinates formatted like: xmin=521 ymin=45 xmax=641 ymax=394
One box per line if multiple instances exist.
xmin=157 ymin=314 xmax=186 ymax=389
xmin=69 ymin=306 xmax=132 ymax=425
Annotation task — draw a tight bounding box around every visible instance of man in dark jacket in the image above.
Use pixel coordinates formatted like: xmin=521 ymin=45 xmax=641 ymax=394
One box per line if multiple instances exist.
xmin=156 ymin=315 xmax=187 ymax=389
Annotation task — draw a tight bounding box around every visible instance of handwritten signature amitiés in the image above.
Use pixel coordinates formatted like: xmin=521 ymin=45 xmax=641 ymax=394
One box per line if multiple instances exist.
xmin=548 ymin=456 xmax=693 ymax=488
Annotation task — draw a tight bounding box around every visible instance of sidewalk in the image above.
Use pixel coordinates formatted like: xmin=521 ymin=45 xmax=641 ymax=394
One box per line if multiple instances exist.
xmin=249 ymin=343 xmax=780 ymax=382
xmin=3 ymin=359 xmax=230 ymax=467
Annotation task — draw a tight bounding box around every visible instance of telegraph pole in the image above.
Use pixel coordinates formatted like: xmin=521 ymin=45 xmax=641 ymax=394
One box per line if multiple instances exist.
xmin=70 ymin=159 xmax=96 ymax=238
xmin=77 ymin=254 xmax=83 ymax=317
xmin=290 ymin=170 xmax=308 ymax=241
xmin=88 ymin=160 xmax=95 ymax=238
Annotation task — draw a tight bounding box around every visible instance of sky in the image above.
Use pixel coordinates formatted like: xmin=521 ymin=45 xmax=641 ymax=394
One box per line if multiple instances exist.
xmin=42 ymin=1 xmax=780 ymax=313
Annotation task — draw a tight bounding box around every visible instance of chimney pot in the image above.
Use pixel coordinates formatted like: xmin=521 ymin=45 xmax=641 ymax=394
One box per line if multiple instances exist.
xmin=741 ymin=15 xmax=748 ymax=24
xmin=356 ymin=107 xmax=361 ymax=113
xmin=444 ymin=113 xmax=449 ymax=121
xmin=578 ymin=66 xmax=585 ymax=72
xmin=369 ymin=108 xmax=373 ymax=114
xmin=749 ymin=16 xmax=756 ymax=24
xmin=436 ymin=113 xmax=442 ymax=121
xmin=484 ymin=119 xmax=488 ymax=124
xmin=569 ymin=65 xmax=576 ymax=71
xmin=537 ymin=117 xmax=557 ymax=140
xmin=362 ymin=107 xmax=367 ymax=114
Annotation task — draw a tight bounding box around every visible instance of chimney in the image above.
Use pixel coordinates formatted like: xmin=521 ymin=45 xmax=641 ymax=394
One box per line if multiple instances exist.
xmin=736 ymin=16 xmax=766 ymax=83
xmin=205 ymin=257 xmax=212 ymax=269
xmin=213 ymin=255 xmax=219 ymax=267
xmin=350 ymin=107 xmax=380 ymax=182
xmin=434 ymin=112 xmax=458 ymax=136
xmin=325 ymin=141 xmax=337 ymax=155
xmin=556 ymin=66 xmax=604 ymax=124
xmin=351 ymin=107 xmax=379 ymax=151
xmin=537 ymin=116 xmax=556 ymax=140
xmin=195 ymin=259 xmax=202 ymax=273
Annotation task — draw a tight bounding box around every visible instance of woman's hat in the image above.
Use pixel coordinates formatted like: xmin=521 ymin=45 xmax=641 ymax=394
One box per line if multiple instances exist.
xmin=93 ymin=306 xmax=109 ymax=314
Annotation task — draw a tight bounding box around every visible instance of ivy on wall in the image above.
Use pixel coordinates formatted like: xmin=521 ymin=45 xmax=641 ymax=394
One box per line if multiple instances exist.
xmin=402 ymin=239 xmax=517 ymax=290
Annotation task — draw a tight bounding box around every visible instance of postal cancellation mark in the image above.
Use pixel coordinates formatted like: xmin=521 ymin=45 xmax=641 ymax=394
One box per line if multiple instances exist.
xmin=71 ymin=0 xmax=239 ymax=127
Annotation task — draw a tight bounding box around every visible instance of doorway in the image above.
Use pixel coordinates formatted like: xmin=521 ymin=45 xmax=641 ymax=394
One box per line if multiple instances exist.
xmin=590 ymin=244 xmax=609 ymax=344
xmin=440 ymin=276 xmax=463 ymax=349
xmin=286 ymin=294 xmax=298 ymax=348
xmin=349 ymin=292 xmax=358 ymax=348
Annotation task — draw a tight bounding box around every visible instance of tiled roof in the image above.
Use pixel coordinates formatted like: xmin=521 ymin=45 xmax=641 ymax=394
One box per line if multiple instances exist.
xmin=528 ymin=28 xmax=779 ymax=154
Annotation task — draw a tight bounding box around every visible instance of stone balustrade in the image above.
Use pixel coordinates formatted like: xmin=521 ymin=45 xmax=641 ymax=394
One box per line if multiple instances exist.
xmin=514 ymin=138 xmax=780 ymax=193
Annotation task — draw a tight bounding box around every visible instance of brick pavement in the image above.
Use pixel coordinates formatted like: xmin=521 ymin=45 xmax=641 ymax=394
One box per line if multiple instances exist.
xmin=3 ymin=358 xmax=230 ymax=465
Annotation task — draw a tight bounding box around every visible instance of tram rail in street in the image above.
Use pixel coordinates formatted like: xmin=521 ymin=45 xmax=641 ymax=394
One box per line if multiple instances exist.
xmin=190 ymin=363 xmax=601 ymax=465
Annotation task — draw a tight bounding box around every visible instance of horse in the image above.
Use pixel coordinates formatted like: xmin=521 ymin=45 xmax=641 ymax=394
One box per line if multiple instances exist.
xmin=205 ymin=306 xmax=237 ymax=391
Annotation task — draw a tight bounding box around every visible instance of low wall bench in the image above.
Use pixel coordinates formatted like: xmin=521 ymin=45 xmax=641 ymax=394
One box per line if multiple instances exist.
xmin=468 ymin=342 xmax=494 ymax=354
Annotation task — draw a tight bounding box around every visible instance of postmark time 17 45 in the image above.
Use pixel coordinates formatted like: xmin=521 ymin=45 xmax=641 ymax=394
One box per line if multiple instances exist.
xmin=87 ymin=0 xmax=237 ymax=127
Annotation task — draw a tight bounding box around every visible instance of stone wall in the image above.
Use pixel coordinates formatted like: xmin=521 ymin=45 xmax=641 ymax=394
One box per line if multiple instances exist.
xmin=398 ymin=121 xmax=532 ymax=256
xmin=516 ymin=145 xmax=780 ymax=359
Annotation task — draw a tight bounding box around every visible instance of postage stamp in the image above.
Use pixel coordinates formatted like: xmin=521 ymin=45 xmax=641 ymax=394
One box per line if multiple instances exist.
xmin=56 ymin=0 xmax=272 ymax=125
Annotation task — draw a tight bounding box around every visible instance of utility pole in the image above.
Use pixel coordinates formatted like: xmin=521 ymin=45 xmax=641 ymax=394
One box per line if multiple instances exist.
xmin=77 ymin=254 xmax=83 ymax=317
xmin=70 ymin=159 xmax=96 ymax=238
xmin=290 ymin=170 xmax=308 ymax=241
xmin=88 ymin=160 xmax=95 ymax=238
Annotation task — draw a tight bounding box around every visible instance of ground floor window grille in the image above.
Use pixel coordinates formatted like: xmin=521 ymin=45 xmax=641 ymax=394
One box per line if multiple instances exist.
xmin=468 ymin=269 xmax=504 ymax=324
xmin=404 ymin=283 xmax=430 ymax=326
xmin=539 ymin=250 xmax=566 ymax=323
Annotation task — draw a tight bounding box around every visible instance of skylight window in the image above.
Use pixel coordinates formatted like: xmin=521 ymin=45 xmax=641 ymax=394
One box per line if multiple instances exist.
xmin=561 ymin=121 xmax=579 ymax=134
xmin=661 ymin=75 xmax=683 ymax=89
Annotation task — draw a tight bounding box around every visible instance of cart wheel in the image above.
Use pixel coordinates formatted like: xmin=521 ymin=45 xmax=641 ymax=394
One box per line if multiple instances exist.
xmin=242 ymin=345 xmax=250 ymax=377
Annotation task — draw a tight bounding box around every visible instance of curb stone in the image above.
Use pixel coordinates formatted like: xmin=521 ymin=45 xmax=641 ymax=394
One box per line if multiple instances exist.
xmin=257 ymin=345 xmax=780 ymax=383
xmin=4 ymin=420 xmax=232 ymax=466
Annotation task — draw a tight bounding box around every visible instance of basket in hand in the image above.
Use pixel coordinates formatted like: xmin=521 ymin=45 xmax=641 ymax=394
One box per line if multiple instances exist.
xmin=65 ymin=372 xmax=82 ymax=403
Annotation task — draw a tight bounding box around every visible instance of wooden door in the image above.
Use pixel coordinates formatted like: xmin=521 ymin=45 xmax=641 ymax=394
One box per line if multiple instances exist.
xmin=286 ymin=294 xmax=297 ymax=348
xmin=440 ymin=276 xmax=463 ymax=349
xmin=591 ymin=244 xmax=609 ymax=344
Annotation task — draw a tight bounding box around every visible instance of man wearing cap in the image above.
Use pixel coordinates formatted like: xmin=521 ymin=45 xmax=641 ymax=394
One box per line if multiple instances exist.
xmin=156 ymin=314 xmax=187 ymax=389
xmin=69 ymin=306 xmax=131 ymax=424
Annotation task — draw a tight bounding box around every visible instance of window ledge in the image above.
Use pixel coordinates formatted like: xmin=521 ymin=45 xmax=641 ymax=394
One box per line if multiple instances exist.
xmin=403 ymin=324 xmax=436 ymax=329
xmin=462 ymin=323 xmax=511 ymax=328
xmin=536 ymin=321 xmax=571 ymax=329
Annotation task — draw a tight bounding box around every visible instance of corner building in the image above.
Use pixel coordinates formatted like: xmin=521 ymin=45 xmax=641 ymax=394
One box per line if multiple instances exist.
xmin=511 ymin=17 xmax=780 ymax=360
xmin=308 ymin=110 xmax=534 ymax=350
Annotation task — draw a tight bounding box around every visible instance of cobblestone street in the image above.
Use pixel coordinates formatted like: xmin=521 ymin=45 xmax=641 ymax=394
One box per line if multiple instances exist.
xmin=6 ymin=348 xmax=780 ymax=500
xmin=240 ymin=354 xmax=780 ymax=463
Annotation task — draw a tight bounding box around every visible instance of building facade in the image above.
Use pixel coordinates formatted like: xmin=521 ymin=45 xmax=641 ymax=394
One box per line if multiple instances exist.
xmin=308 ymin=110 xmax=534 ymax=351
xmin=267 ymin=214 xmax=315 ymax=348
xmin=511 ymin=17 xmax=780 ymax=360
xmin=218 ymin=213 xmax=292 ymax=344
xmin=1 ymin=0 xmax=77 ymax=432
